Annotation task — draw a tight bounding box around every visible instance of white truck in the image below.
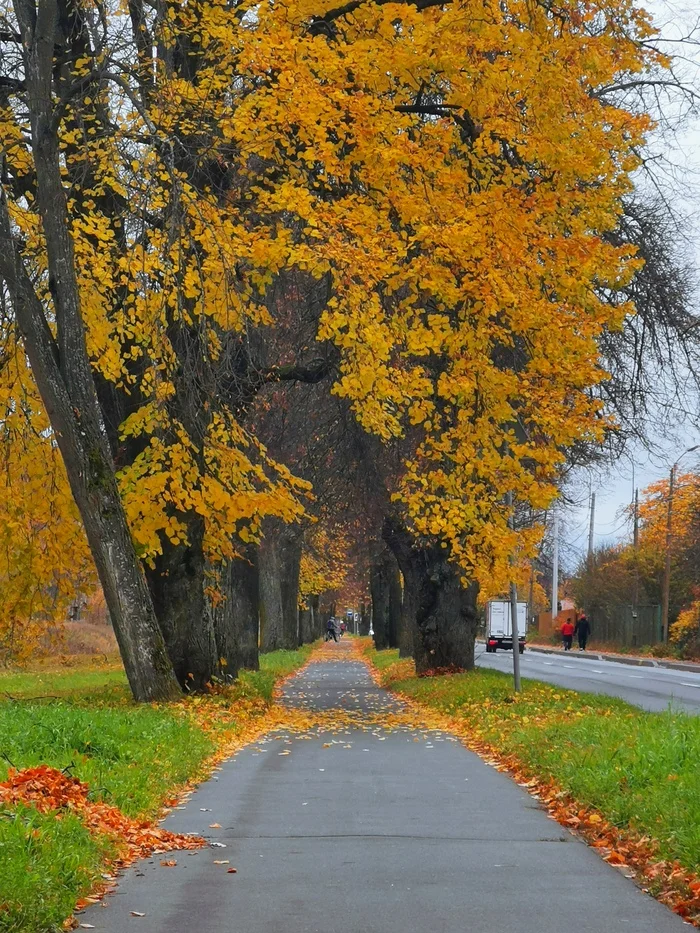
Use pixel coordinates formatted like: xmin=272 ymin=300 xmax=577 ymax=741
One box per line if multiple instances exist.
xmin=485 ymin=600 xmax=527 ymax=653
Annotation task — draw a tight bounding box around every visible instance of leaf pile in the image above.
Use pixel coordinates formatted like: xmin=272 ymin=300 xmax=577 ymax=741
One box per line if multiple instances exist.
xmin=0 ymin=765 xmax=206 ymax=867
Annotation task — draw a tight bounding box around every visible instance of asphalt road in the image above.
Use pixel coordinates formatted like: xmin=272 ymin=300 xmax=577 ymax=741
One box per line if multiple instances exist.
xmin=477 ymin=646 xmax=700 ymax=713
xmin=79 ymin=643 xmax=687 ymax=933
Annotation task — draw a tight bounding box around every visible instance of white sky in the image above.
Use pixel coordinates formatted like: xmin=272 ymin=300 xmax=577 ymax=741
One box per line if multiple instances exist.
xmin=561 ymin=0 xmax=700 ymax=566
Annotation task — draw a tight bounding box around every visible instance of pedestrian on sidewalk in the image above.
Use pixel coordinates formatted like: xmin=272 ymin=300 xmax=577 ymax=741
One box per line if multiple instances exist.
xmin=575 ymin=614 xmax=591 ymax=651
xmin=326 ymin=617 xmax=338 ymax=642
xmin=561 ymin=619 xmax=575 ymax=651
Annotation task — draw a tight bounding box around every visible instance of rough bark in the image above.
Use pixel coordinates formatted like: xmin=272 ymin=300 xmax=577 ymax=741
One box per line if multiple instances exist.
xmin=370 ymin=552 xmax=392 ymax=650
xmin=259 ymin=533 xmax=283 ymax=651
xmin=0 ymin=0 xmax=179 ymax=702
xmin=146 ymin=521 xmax=216 ymax=690
xmin=388 ymin=553 xmax=402 ymax=650
xmin=384 ymin=519 xmax=478 ymax=673
xmin=259 ymin=522 xmax=301 ymax=651
xmin=279 ymin=529 xmax=302 ymax=648
xmin=382 ymin=522 xmax=413 ymax=657
xmin=398 ymin=576 xmax=416 ymax=658
xmin=359 ymin=601 xmax=371 ymax=636
xmin=300 ymin=593 xmax=323 ymax=644
xmin=214 ymin=550 xmax=259 ymax=673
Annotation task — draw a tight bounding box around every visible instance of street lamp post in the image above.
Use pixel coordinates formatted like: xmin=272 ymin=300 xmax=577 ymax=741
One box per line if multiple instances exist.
xmin=661 ymin=445 xmax=700 ymax=642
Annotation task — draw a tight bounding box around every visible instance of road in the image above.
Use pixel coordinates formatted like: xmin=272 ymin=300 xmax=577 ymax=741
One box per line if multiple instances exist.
xmin=79 ymin=642 xmax=687 ymax=933
xmin=477 ymin=645 xmax=700 ymax=713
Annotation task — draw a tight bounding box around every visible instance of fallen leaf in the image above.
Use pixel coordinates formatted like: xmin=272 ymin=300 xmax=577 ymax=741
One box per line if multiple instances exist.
xmin=160 ymin=859 xmax=177 ymax=867
xmin=227 ymin=868 xmax=237 ymax=873
xmin=209 ymin=823 xmax=222 ymax=828
xmin=213 ymin=860 xmax=229 ymax=865
xmin=130 ymin=911 xmax=146 ymax=917
xmin=606 ymin=851 xmax=627 ymax=865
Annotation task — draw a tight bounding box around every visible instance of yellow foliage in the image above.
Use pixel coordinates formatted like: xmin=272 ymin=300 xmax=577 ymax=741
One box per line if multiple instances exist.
xmin=0 ymin=0 xmax=663 ymax=586
xmin=300 ymin=526 xmax=349 ymax=598
xmin=0 ymin=335 xmax=96 ymax=661
xmin=670 ymin=602 xmax=700 ymax=645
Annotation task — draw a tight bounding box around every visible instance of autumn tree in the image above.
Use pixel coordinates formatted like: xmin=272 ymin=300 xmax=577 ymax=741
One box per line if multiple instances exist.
xmin=0 ymin=0 xmax=668 ymax=690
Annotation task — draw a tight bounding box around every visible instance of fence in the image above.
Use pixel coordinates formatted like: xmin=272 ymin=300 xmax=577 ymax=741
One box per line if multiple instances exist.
xmin=586 ymin=604 xmax=662 ymax=648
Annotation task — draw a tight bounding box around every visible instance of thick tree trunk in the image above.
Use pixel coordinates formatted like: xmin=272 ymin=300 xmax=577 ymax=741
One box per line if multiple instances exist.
xmin=300 ymin=593 xmax=323 ymax=644
xmin=310 ymin=594 xmax=322 ymax=639
xmin=359 ymin=601 xmax=371 ymax=636
xmin=259 ymin=533 xmax=283 ymax=651
xmin=146 ymin=521 xmax=217 ymax=691
xmin=279 ymin=528 xmax=302 ymax=648
xmin=370 ymin=552 xmax=392 ymax=650
xmin=398 ymin=575 xmax=416 ymax=658
xmin=384 ymin=520 xmax=478 ymax=673
xmin=214 ymin=549 xmax=259 ymax=673
xmin=0 ymin=9 xmax=179 ymax=701
xmin=259 ymin=522 xmax=301 ymax=651
xmin=382 ymin=522 xmax=413 ymax=657
xmin=388 ymin=554 xmax=402 ymax=650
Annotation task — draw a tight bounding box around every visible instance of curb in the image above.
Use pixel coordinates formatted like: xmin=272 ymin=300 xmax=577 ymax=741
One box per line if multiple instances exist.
xmin=525 ymin=645 xmax=700 ymax=674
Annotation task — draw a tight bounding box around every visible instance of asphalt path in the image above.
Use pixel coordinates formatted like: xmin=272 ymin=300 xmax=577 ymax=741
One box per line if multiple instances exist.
xmin=477 ymin=646 xmax=700 ymax=713
xmin=79 ymin=642 xmax=688 ymax=933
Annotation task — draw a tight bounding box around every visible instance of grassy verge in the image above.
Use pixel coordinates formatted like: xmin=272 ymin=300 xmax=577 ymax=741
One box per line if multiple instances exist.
xmin=0 ymin=645 xmax=314 ymax=933
xmin=364 ymin=644 xmax=700 ymax=876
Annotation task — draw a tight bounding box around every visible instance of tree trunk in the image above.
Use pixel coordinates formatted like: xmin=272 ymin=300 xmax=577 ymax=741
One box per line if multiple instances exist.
xmin=279 ymin=528 xmax=302 ymax=649
xmin=382 ymin=522 xmax=413 ymax=657
xmin=359 ymin=601 xmax=371 ymax=636
xmin=259 ymin=532 xmax=283 ymax=652
xmin=370 ymin=552 xmax=392 ymax=650
xmin=259 ymin=522 xmax=301 ymax=651
xmin=146 ymin=521 xmax=217 ymax=691
xmin=398 ymin=576 xmax=416 ymax=658
xmin=384 ymin=519 xmax=478 ymax=673
xmin=310 ymin=594 xmax=321 ymax=639
xmin=0 ymin=14 xmax=179 ymax=701
xmin=388 ymin=554 xmax=402 ymax=650
xmin=214 ymin=549 xmax=259 ymax=674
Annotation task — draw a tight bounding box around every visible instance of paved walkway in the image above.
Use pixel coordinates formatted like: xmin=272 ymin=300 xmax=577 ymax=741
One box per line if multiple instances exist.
xmin=79 ymin=641 xmax=687 ymax=932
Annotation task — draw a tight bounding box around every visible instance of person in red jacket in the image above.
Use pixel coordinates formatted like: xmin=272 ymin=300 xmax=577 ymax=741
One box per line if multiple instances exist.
xmin=561 ymin=619 xmax=575 ymax=651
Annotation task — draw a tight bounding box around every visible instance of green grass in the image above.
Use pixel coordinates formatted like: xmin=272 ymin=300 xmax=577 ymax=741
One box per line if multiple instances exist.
xmin=0 ymin=664 xmax=130 ymax=702
xmin=0 ymin=806 xmax=114 ymax=933
xmin=0 ymin=645 xmax=313 ymax=933
xmin=369 ymin=646 xmax=700 ymax=874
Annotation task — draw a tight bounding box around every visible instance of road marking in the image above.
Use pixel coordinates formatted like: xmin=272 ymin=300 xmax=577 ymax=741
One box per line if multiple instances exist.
xmin=681 ymin=682 xmax=700 ymax=688
xmin=563 ymin=665 xmax=576 ymax=669
xmin=543 ymin=662 xmax=554 ymax=666
xmin=592 ymin=670 xmax=604 ymax=674
xmin=628 ymin=675 xmax=644 ymax=679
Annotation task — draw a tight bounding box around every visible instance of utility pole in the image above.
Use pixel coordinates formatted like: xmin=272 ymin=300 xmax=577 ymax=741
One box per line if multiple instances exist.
xmin=507 ymin=488 xmax=521 ymax=693
xmin=661 ymin=465 xmax=675 ymax=643
xmin=587 ymin=492 xmax=596 ymax=570
xmin=551 ymin=513 xmax=559 ymax=622
xmin=633 ymin=487 xmax=639 ymax=611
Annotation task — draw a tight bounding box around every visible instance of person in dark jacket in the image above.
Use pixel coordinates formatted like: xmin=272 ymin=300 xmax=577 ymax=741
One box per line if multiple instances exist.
xmin=574 ymin=614 xmax=591 ymax=651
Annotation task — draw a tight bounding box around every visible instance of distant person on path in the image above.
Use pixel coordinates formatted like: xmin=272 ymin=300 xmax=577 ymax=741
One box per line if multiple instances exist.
xmin=561 ymin=619 xmax=575 ymax=651
xmin=575 ymin=614 xmax=591 ymax=651
xmin=326 ymin=617 xmax=338 ymax=642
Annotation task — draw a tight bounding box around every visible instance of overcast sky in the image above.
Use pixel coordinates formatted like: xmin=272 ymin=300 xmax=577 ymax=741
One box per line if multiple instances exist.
xmin=561 ymin=0 xmax=700 ymax=566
